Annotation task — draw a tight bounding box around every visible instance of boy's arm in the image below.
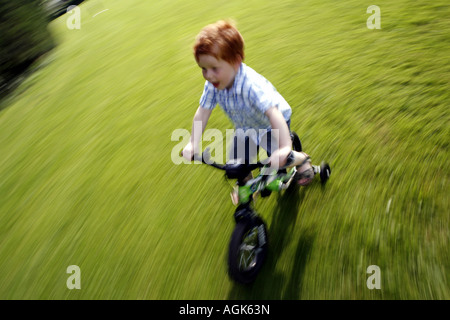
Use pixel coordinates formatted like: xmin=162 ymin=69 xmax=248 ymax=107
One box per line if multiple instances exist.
xmin=182 ymin=106 xmax=212 ymax=160
xmin=265 ymin=106 xmax=294 ymax=168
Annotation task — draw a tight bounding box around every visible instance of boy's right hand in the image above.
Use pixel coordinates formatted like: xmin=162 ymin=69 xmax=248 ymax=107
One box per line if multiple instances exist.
xmin=181 ymin=143 xmax=195 ymax=161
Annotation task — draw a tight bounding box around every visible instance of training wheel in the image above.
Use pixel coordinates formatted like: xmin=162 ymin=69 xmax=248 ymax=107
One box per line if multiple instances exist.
xmin=320 ymin=162 xmax=331 ymax=184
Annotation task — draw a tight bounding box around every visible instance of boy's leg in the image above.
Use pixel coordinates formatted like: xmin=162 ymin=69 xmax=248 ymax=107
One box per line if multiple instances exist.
xmin=290 ymin=151 xmax=314 ymax=185
xmin=229 ymin=133 xmax=256 ymax=184
xmin=228 ymin=134 xmax=255 ymax=205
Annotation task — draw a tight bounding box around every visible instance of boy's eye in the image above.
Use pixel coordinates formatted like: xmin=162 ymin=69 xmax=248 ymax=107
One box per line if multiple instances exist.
xmin=200 ymin=67 xmax=218 ymax=74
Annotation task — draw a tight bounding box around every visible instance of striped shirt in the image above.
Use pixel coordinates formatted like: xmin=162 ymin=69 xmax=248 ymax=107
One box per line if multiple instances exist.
xmin=199 ymin=63 xmax=292 ymax=138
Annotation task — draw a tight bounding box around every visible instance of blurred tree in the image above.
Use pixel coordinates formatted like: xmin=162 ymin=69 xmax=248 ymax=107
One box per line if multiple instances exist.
xmin=0 ymin=0 xmax=55 ymax=98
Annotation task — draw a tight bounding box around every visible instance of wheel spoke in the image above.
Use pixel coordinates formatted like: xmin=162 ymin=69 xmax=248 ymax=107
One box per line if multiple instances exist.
xmin=238 ymin=227 xmax=261 ymax=271
xmin=239 ymin=248 xmax=256 ymax=270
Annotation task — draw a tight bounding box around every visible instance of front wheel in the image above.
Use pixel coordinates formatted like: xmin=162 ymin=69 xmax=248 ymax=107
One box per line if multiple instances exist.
xmin=228 ymin=216 xmax=268 ymax=284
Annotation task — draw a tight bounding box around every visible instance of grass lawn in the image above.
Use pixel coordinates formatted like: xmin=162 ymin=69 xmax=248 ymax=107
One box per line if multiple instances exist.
xmin=0 ymin=0 xmax=448 ymax=299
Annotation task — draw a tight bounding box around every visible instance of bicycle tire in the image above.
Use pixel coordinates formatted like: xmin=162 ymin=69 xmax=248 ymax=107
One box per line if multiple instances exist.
xmin=320 ymin=162 xmax=331 ymax=184
xmin=228 ymin=216 xmax=268 ymax=284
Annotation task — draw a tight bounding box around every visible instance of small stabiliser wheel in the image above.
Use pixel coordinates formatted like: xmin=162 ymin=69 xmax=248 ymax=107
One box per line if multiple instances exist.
xmin=320 ymin=162 xmax=331 ymax=184
xmin=228 ymin=216 xmax=268 ymax=284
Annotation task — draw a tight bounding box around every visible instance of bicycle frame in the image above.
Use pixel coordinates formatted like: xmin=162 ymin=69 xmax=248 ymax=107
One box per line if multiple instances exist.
xmin=236 ymin=166 xmax=297 ymax=205
xmin=195 ymin=149 xmax=298 ymax=206
xmin=187 ymin=137 xmax=329 ymax=285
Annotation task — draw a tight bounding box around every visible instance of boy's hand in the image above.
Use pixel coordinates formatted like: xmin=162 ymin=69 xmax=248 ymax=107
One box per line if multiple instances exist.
xmin=181 ymin=106 xmax=212 ymax=162
xmin=182 ymin=143 xmax=195 ymax=161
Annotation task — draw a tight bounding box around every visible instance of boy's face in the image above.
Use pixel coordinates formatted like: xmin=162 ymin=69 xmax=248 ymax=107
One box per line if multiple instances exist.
xmin=197 ymin=54 xmax=240 ymax=91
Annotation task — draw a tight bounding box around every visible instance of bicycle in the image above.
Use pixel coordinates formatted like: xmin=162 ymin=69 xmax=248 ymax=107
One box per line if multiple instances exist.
xmin=191 ymin=132 xmax=331 ymax=284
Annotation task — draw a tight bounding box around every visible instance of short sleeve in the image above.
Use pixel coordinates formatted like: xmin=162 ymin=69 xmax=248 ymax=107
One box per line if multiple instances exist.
xmin=199 ymin=81 xmax=217 ymax=110
xmin=248 ymin=79 xmax=279 ymax=114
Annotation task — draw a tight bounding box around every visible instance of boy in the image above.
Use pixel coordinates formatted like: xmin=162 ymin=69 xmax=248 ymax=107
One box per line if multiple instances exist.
xmin=182 ymin=20 xmax=314 ymax=185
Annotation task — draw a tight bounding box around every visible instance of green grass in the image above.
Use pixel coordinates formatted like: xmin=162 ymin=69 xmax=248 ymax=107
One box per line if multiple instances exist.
xmin=0 ymin=0 xmax=448 ymax=299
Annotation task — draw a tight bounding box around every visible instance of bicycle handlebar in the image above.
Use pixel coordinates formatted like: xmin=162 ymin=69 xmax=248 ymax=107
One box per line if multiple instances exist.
xmin=193 ymin=148 xmax=267 ymax=171
xmin=192 ymin=149 xmax=228 ymax=170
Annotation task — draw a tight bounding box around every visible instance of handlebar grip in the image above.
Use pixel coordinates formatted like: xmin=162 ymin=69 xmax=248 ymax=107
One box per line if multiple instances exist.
xmin=179 ymin=150 xmax=196 ymax=162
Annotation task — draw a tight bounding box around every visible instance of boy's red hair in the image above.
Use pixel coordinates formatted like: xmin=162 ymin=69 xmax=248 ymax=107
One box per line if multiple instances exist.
xmin=194 ymin=20 xmax=244 ymax=65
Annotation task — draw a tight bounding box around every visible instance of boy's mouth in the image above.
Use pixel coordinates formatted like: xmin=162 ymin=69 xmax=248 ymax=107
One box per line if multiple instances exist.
xmin=212 ymin=82 xmax=219 ymax=88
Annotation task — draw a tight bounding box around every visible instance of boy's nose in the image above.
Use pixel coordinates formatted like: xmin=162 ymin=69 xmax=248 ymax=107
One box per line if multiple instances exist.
xmin=205 ymin=70 xmax=214 ymax=81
